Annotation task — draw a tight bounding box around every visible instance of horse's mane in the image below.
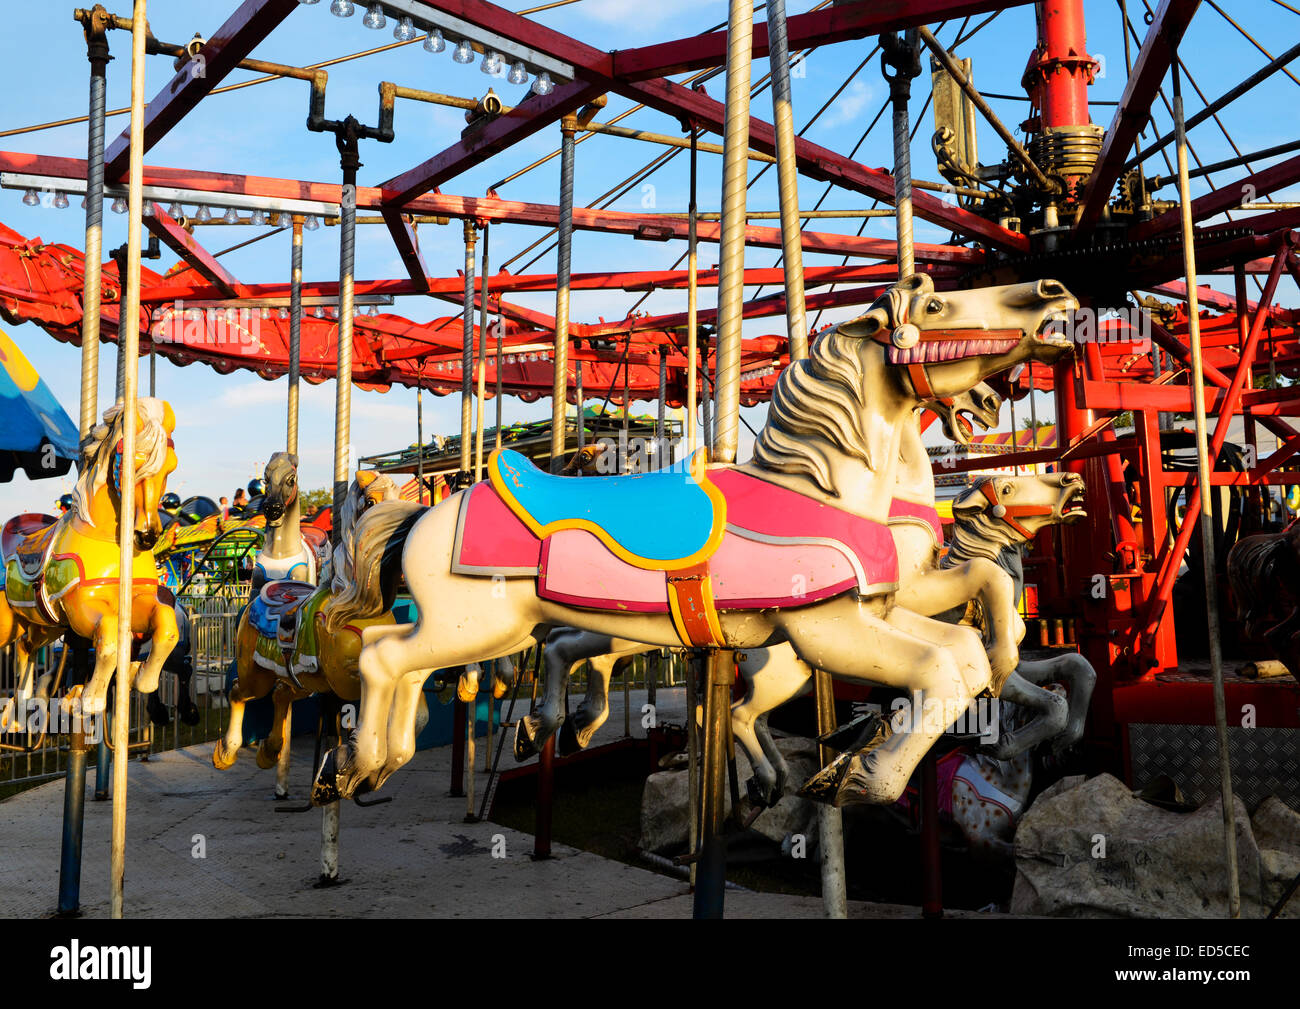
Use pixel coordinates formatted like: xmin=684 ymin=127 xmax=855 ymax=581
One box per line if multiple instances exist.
xmin=324 ymin=498 xmax=422 ymax=635
xmin=943 ymin=508 xmax=1027 ymax=568
xmin=74 ymin=398 xmax=170 ymax=527
xmin=330 ymin=472 xmax=400 ymax=595
xmin=751 ymin=327 xmax=879 ymax=494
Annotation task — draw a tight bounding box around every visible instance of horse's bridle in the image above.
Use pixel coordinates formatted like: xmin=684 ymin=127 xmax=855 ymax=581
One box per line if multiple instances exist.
xmin=977 ymin=478 xmax=1055 ymax=541
xmin=867 ymin=324 xmax=1023 ymax=401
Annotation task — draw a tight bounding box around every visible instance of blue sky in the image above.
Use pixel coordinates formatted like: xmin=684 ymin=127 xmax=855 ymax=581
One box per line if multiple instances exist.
xmin=0 ymin=0 xmax=1296 ymax=515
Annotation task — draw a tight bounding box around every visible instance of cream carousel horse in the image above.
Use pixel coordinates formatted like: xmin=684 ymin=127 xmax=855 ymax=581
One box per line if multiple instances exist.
xmin=212 ymin=471 xmax=404 ymax=771
xmin=512 ymin=380 xmax=1006 ymax=763
xmin=312 ymin=274 xmax=1079 ymax=805
xmin=736 ymin=472 xmax=1093 ymax=805
xmin=250 ymin=451 xmax=327 ymax=594
xmin=1 ymin=399 xmax=178 ymax=729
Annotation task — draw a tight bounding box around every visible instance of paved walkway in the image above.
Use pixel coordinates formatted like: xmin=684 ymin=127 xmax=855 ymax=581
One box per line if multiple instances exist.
xmin=0 ymin=687 xmax=992 ymax=919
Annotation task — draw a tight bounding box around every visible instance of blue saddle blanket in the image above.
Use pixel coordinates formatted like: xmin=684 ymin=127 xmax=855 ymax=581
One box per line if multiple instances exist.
xmin=249 ymin=580 xmax=315 ymax=641
xmin=487 ymin=448 xmax=726 ymax=570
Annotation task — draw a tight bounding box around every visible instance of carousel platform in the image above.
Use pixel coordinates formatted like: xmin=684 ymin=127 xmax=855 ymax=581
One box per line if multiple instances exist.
xmin=0 ymin=686 xmax=1002 ymax=919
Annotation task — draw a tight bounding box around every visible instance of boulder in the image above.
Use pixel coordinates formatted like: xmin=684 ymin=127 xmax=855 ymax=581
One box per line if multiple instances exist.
xmin=1011 ymin=772 xmax=1279 ymax=918
xmin=639 ymin=734 xmax=820 ymax=855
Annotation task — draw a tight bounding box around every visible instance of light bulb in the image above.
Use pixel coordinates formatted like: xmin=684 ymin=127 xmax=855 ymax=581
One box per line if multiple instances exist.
xmin=142 ymin=202 xmax=154 ymax=217
xmin=481 ymin=50 xmax=502 ymax=75
xmin=80 ymin=197 xmax=87 ymax=209
xmin=507 ymin=61 xmax=528 ymax=86
xmin=276 ymin=212 xmax=292 ymax=227
xmin=362 ymin=4 xmax=385 ymax=29
xmin=278 ymin=307 xmax=289 ymax=320
xmin=531 ymin=71 xmax=554 ymax=96
xmin=21 ymin=189 xmax=39 ymax=207
xmin=195 ymin=205 xmax=212 ymax=223
xmin=299 ymin=0 xmax=320 ymax=4
xmin=53 ymin=191 xmax=69 ymax=209
xmin=251 ymin=208 xmax=267 ymax=226
xmin=423 ymin=28 xmax=444 ymax=53
xmin=304 ymin=215 xmax=320 ymax=231
xmin=365 ymin=304 xmax=378 ymax=316
xmin=452 ymin=39 xmax=474 ymax=63
xmin=261 ymin=308 xmax=270 ymax=320
xmin=394 ymin=15 xmax=417 ymax=41
xmin=329 ymin=0 xmax=354 ymax=16
xmin=222 ymin=206 xmax=240 ymax=224
xmin=111 ymin=196 xmax=128 ymax=214
xmin=167 ymin=201 xmax=183 ymax=218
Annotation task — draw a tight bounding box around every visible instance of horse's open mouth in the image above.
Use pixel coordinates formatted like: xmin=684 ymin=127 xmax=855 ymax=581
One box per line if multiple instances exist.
xmin=888 ymin=337 xmax=1020 ymax=365
xmin=1037 ymin=310 xmax=1076 ymax=350
xmin=1058 ymin=483 xmax=1087 ymax=522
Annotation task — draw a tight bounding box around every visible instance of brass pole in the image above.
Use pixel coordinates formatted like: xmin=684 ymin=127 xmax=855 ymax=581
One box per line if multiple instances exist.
xmin=687 ymin=130 xmax=699 ymax=454
xmin=475 ymin=224 xmax=490 ymax=482
xmin=286 ymin=216 xmax=304 ymax=457
xmin=460 ymin=221 xmax=476 ymax=480
xmin=111 ymin=0 xmax=148 ymax=921
xmin=1173 ymin=62 xmax=1240 ymax=919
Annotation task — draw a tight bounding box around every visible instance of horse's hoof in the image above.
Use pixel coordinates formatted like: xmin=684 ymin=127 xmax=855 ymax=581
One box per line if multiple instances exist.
xmin=212 ymin=742 xmax=238 ymax=770
xmin=274 ymin=787 xmax=290 ymax=801
xmin=819 ymin=711 xmax=883 ymax=754
xmin=255 ymin=741 xmax=280 ymax=769
xmin=513 ymin=718 xmax=538 ymax=762
xmin=179 ymin=703 xmax=201 ymax=727
xmin=746 ymin=775 xmax=781 ymax=809
xmin=145 ymin=696 xmax=171 ymax=728
xmin=311 ymin=749 xmax=342 ymax=806
xmin=797 ymin=748 xmax=855 ymax=805
xmin=456 ymin=676 xmax=478 ymax=703
xmin=557 ymin=718 xmax=582 ymax=757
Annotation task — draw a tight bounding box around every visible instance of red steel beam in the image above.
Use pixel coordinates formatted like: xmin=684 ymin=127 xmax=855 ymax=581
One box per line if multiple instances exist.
xmin=1 ymin=151 xmax=970 ymax=263
xmin=381 ymin=210 xmax=432 ymax=293
xmin=1133 ymin=153 xmax=1300 ymax=239
xmin=379 ymin=80 xmax=605 ymax=207
xmin=1075 ymin=0 xmax=1201 ymax=233
xmin=103 ymin=0 xmax=301 ymax=180
xmin=142 ymin=202 xmax=243 ymax=299
xmin=612 ymin=0 xmax=1028 ymax=80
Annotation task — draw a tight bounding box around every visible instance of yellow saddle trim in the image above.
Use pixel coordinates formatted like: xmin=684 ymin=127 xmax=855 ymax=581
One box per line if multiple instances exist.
xmin=488 ymin=447 xmax=728 ymax=572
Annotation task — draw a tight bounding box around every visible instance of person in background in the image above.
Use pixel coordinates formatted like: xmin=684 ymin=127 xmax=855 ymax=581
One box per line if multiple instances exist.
xmin=219 ymin=495 xmax=230 ymax=519
xmin=56 ymin=493 xmax=74 ymax=515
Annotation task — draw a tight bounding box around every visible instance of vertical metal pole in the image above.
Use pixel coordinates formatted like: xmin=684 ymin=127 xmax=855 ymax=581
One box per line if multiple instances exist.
xmin=687 ymin=130 xmax=699 ymax=455
xmin=534 ymin=734 xmax=554 ymax=859
xmin=1173 ymin=63 xmax=1240 ymax=918
xmin=95 ymin=735 xmax=110 ymax=800
xmin=552 ymin=117 xmax=577 ymax=473
xmin=333 ymin=144 xmax=359 ymax=546
xmin=769 ymin=0 xmax=845 ymax=918
xmin=275 ymin=707 xmax=292 ymax=799
xmin=460 ymin=222 xmax=476 ymax=481
xmin=701 ymin=333 xmax=713 ymax=452
xmin=920 ymin=748 xmax=943 ymax=917
xmin=711 ymin=0 xmax=754 ymax=467
xmin=416 ymin=378 xmax=425 ymax=504
xmin=57 ymin=725 xmax=88 ymax=915
xmin=110 ymin=0 xmax=148 ymax=920
xmin=685 ymin=652 xmax=700 ymax=888
xmin=475 ymin=224 xmax=490 ymax=482
xmin=575 ymin=362 xmax=584 ymax=449
xmin=694 ymin=649 xmax=732 ymax=918
xmin=450 ymin=694 xmax=466 ymax=797
xmin=465 ymin=686 xmax=476 ymax=820
xmin=494 ymin=315 xmax=504 ymax=451
xmin=656 ymin=350 xmax=667 ymax=467
xmin=287 ymin=216 xmax=304 ymax=458
xmin=79 ymin=9 xmax=107 ymax=437
xmin=63 ymin=8 xmax=110 ymax=916
xmin=886 ymin=30 xmax=920 ymax=280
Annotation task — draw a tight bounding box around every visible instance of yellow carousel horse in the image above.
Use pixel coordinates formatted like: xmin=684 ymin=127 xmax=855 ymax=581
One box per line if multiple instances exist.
xmin=0 ymin=398 xmax=179 ymax=727
xmin=212 ymin=470 xmax=414 ymax=771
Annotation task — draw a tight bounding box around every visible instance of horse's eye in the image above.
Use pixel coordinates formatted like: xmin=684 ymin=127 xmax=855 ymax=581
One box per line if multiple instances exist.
xmin=927 ymin=299 xmax=943 ymax=313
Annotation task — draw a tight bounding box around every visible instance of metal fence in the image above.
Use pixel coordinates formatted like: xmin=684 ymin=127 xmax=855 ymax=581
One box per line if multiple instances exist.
xmin=0 ymin=587 xmax=247 ymax=794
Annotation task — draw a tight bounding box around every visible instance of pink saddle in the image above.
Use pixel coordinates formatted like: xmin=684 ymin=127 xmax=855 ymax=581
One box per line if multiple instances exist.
xmin=451 ymin=469 xmax=899 ymax=614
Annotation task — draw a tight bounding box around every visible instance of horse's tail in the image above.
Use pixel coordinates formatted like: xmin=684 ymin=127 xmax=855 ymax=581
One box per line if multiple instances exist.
xmin=323 ymin=501 xmax=425 ymax=635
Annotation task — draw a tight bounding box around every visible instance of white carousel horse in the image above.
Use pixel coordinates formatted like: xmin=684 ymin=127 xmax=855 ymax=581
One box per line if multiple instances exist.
xmin=512 ymin=380 xmax=1006 ymax=764
xmin=736 ymin=472 xmax=1095 ymax=807
xmin=311 ymin=274 xmax=1079 ymax=806
xmin=250 ymin=451 xmax=326 ymax=593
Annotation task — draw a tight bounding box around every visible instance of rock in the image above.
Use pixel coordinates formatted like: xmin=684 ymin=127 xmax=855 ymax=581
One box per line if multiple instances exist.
xmin=639 ymin=734 xmax=820 ymax=855
xmin=1011 ymin=773 xmax=1266 ymax=918
xmin=1252 ymin=796 xmax=1300 ymax=918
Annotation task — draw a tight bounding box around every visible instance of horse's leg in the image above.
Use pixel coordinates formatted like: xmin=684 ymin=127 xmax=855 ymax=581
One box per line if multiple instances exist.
xmin=257 ymin=681 xmax=303 ymax=769
xmin=565 ymin=647 xmax=644 ymax=753
xmin=782 ymin=598 xmax=989 ymax=805
xmin=372 ymin=669 xmax=435 ymax=790
xmin=81 ymin=612 xmax=118 ymax=716
xmin=132 ymin=595 xmax=179 ymax=695
xmin=516 ymin=628 xmax=611 ymax=759
xmin=1019 ymin=654 xmax=1096 ymax=753
xmin=213 ymin=621 xmax=271 ymax=769
xmin=981 ymin=671 xmax=1066 ymax=760
xmin=733 ymin=644 xmax=813 ymax=806
xmin=895 ymin=558 xmax=1021 ymax=687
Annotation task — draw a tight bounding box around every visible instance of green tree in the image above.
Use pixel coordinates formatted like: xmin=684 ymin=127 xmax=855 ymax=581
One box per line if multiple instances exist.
xmin=301 ymin=487 xmax=333 ymax=512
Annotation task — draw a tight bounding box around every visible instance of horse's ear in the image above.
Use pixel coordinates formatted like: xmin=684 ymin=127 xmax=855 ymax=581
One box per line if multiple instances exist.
xmin=838 ymin=307 xmax=890 ymax=340
xmin=952 ymin=481 xmax=989 ymax=520
xmin=356 ymin=470 xmax=378 ymax=489
xmin=289 ymin=453 xmax=299 ymax=469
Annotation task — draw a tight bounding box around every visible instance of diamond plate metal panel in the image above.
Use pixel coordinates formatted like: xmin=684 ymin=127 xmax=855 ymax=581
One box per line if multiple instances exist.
xmin=1129 ymin=724 xmax=1300 ymax=808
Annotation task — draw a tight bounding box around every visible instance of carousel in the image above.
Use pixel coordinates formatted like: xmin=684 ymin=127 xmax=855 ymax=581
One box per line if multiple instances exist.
xmin=0 ymin=0 xmax=1297 ymax=923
